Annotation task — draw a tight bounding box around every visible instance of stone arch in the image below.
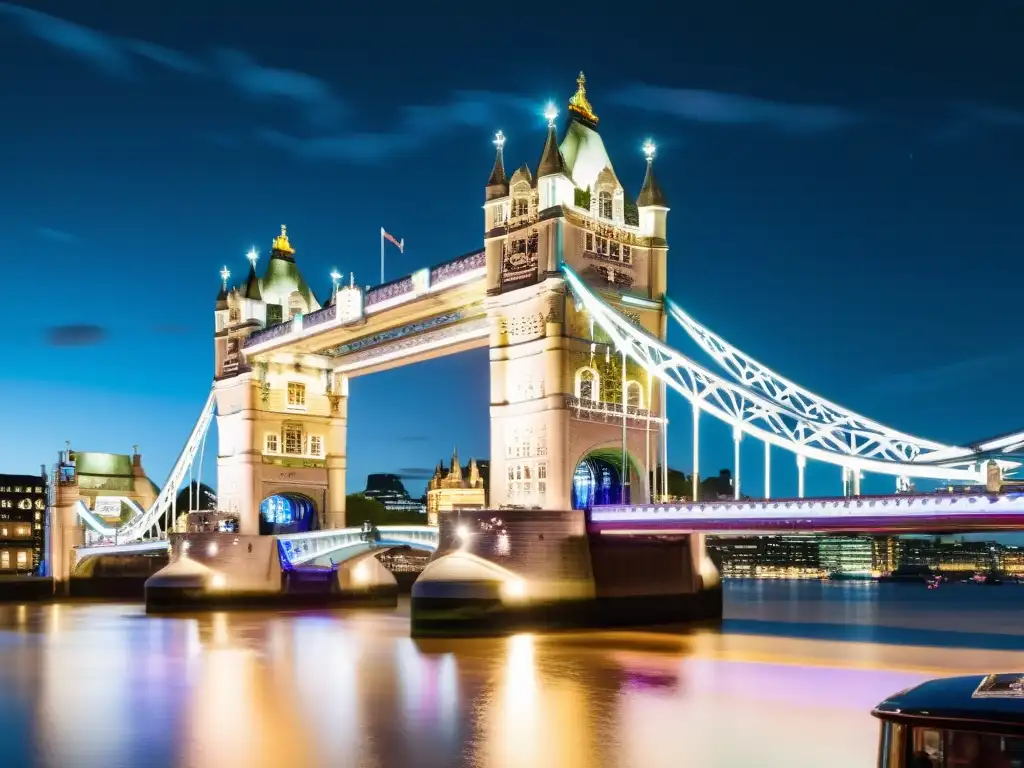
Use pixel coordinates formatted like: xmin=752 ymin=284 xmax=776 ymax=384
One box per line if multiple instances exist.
xmin=574 ymin=365 xmax=600 ymax=403
xmin=570 ymin=446 xmax=644 ymax=509
xmin=259 ymin=491 xmax=318 ymax=535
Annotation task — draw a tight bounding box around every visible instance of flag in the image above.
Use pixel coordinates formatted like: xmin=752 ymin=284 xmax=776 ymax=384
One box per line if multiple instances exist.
xmin=381 ymin=227 xmax=404 ymax=253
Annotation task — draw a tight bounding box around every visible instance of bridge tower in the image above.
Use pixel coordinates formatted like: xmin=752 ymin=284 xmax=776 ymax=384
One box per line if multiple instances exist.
xmin=213 ymin=227 xmax=348 ymax=535
xmin=485 ymin=73 xmax=669 ymax=512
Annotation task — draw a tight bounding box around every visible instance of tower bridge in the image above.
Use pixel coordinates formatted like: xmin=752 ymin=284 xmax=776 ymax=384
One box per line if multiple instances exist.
xmin=50 ymin=72 xmax=1024 ymax=630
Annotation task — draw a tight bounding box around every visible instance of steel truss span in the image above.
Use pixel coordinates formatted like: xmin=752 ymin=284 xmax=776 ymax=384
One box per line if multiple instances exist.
xmin=74 ymin=390 xmax=216 ymax=542
xmin=561 ymin=264 xmax=991 ymax=483
xmin=665 ymin=298 xmax=1017 ymax=471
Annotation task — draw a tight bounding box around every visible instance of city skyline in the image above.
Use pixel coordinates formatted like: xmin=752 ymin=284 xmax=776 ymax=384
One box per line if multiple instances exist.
xmin=2 ymin=2 xmax=1022 ymax=499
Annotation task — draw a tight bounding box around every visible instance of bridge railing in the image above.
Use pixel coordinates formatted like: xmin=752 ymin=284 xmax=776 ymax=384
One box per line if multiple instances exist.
xmin=277 ymin=525 xmax=438 ymax=568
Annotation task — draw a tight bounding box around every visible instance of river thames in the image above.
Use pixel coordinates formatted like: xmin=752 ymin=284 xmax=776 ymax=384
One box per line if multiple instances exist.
xmin=1 ymin=581 xmax=1022 ymax=767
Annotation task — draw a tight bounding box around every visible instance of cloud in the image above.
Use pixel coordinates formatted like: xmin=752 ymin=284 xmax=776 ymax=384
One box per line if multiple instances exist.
xmin=123 ymin=39 xmax=206 ymax=75
xmin=35 ymin=226 xmax=76 ymax=244
xmin=257 ymin=90 xmax=532 ymax=163
xmin=0 ymin=3 xmax=132 ymax=76
xmin=45 ymin=324 xmax=106 ymax=347
xmin=398 ymin=467 xmax=436 ymax=480
xmin=930 ymin=101 xmax=1024 ymax=143
xmin=613 ymin=84 xmax=862 ymax=134
xmin=212 ymin=48 xmax=344 ymax=127
xmin=875 ymin=352 xmax=1020 ymax=395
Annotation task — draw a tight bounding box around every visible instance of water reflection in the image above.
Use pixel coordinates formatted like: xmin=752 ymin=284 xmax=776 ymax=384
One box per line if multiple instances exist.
xmin=0 ymin=583 xmax=1022 ymax=767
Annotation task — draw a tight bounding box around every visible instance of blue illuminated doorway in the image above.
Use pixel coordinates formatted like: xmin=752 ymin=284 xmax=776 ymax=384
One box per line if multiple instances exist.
xmin=572 ymin=454 xmax=631 ymax=509
xmin=259 ymin=493 xmax=316 ymax=535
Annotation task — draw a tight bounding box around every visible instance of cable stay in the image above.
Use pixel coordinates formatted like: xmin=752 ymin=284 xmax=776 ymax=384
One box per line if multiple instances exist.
xmin=664 ymin=297 xmax=1018 ymax=472
xmin=562 ymin=264 xmax=986 ymax=482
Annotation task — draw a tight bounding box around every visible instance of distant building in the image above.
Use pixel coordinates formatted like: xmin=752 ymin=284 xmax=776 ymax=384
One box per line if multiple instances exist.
xmin=426 ymin=448 xmax=486 ymax=526
xmin=62 ymin=446 xmax=158 ymax=525
xmin=363 ymin=474 xmax=426 ymax=515
xmin=0 ymin=471 xmax=47 ymax=574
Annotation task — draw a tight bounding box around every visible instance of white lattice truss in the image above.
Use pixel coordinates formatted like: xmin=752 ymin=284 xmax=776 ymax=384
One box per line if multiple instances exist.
xmin=562 ymin=264 xmax=1015 ymax=484
xmin=74 ymin=391 xmax=216 ymax=542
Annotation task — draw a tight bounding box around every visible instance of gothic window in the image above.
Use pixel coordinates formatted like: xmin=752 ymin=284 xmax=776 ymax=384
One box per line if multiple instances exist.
xmin=514 ymin=198 xmax=530 ymax=217
xmin=287 ymin=382 xmax=306 ymax=409
xmin=575 ymin=366 xmax=599 ymax=403
xmin=599 ymin=191 xmax=612 ymax=219
xmin=229 ymin=308 xmax=240 ymax=323
xmin=527 ymin=232 xmax=539 ymax=254
xmin=267 ymin=304 xmax=283 ymax=326
xmin=511 ymin=238 xmax=527 ymax=254
xmin=626 ymin=381 xmax=644 ymax=409
xmin=265 ymin=433 xmax=279 ymax=453
xmin=283 ymin=424 xmax=303 ymax=455
xmin=595 ymin=236 xmax=609 ymax=256
xmin=585 ymin=232 xmax=593 ymax=252
xmin=492 ymin=204 xmax=506 ymax=229
xmin=309 ymin=435 xmax=323 ymax=457
xmin=610 ymin=242 xmax=620 ymax=260
xmin=622 ymin=245 xmax=632 ymax=264
xmin=537 ymin=463 xmax=547 ymax=480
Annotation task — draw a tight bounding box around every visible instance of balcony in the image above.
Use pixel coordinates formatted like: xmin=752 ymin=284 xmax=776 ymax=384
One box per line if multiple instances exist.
xmin=564 ymin=395 xmax=662 ymax=424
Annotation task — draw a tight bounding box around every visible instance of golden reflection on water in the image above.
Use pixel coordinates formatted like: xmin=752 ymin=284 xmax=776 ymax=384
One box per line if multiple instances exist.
xmin=0 ymin=596 xmax=1022 ymax=768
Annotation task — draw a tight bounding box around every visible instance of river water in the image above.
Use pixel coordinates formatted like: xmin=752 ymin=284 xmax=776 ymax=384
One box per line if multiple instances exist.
xmin=0 ymin=581 xmax=1022 ymax=768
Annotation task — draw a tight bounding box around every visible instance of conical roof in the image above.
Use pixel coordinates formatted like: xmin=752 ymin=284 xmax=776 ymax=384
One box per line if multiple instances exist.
xmin=637 ymin=161 xmax=667 ymax=207
xmin=243 ymin=262 xmax=263 ymax=301
xmin=536 ymin=124 xmax=569 ymax=179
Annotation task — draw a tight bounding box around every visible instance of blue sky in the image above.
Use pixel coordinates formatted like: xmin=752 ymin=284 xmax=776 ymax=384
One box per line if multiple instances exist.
xmin=1 ymin=0 xmax=1022 ymax=502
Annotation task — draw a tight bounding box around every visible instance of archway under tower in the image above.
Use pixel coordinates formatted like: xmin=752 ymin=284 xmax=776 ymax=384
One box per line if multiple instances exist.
xmin=571 ymin=448 xmax=643 ymax=509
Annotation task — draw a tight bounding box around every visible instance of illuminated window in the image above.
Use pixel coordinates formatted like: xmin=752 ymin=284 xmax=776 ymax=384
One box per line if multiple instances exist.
xmin=595 ymin=236 xmax=609 ymax=256
xmin=0 ymin=528 xmax=7 ymax=537
xmin=538 ymin=463 xmax=547 ymax=480
xmin=13 ymin=487 xmax=21 ymax=494
xmin=626 ymin=381 xmax=644 ymax=409
xmin=34 ymin=499 xmax=44 ymax=510
xmin=622 ymin=245 xmax=632 ymax=264
xmin=16 ymin=551 xmax=27 ymax=568
xmin=34 ymin=487 xmax=42 ymax=494
xmin=283 ymin=425 xmax=303 ymax=455
xmin=575 ymin=367 xmax=599 ymax=403
xmin=17 ymin=499 xmax=31 ymax=510
xmin=16 ymin=527 xmax=29 ymax=538
xmin=492 ymin=205 xmax=506 ymax=228
xmin=309 ymin=435 xmax=323 ymax=457
xmin=513 ymin=198 xmax=529 ymax=217
xmin=0 ymin=552 xmax=7 ymax=569
xmin=287 ymin=382 xmax=306 ymax=409
xmin=265 ymin=433 xmax=279 ymax=453
xmin=599 ymin=191 xmax=612 ymax=219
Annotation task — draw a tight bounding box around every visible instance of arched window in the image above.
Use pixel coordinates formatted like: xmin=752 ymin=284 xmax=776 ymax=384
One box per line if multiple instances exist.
xmin=598 ymin=190 xmax=612 ymax=219
xmin=625 ymin=381 xmax=644 ymax=409
xmin=513 ymin=197 xmax=530 ymax=218
xmin=575 ymin=366 xmax=600 ymax=403
xmin=287 ymin=291 xmax=305 ymax=319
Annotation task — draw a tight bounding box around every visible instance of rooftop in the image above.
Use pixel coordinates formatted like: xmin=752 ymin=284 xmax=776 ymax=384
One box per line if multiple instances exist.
xmin=873 ymin=673 xmax=1024 ymax=733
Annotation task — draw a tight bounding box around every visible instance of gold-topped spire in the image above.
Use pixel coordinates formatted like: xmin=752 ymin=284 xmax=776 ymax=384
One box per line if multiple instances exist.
xmin=568 ymin=70 xmax=598 ymax=125
xmin=271 ymin=224 xmax=294 ymax=254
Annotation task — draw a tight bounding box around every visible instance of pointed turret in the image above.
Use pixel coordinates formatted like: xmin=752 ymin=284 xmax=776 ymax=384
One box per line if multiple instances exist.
xmin=449 ymin=447 xmax=463 ymax=482
xmin=486 ymin=130 xmax=509 ymax=202
xmin=242 ymin=257 xmax=263 ymax=301
xmin=468 ymin=458 xmax=481 ymax=488
xmin=559 ymin=71 xmax=615 ymax=193
xmin=637 ymin=139 xmax=667 ymax=208
xmin=567 ymin=71 xmax=599 ymax=128
xmin=537 ymin=103 xmax=568 ymax=179
xmin=216 ymin=265 xmax=230 ymax=310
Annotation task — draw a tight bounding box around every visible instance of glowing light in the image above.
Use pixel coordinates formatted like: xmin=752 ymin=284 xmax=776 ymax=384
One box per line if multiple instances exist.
xmin=207 ymin=542 xmax=219 ymax=557
xmin=493 ymin=130 xmax=505 ymax=151
xmin=501 ymin=578 xmax=527 ymax=602
xmin=330 ymin=269 xmax=342 ymax=294
xmin=456 ymin=524 xmax=470 ymax=542
xmin=210 ymin=574 xmax=226 ymax=590
xmin=642 ymin=139 xmax=657 ymax=162
xmin=544 ymin=102 xmax=558 ymax=128
xmin=246 ymin=247 xmax=259 ymax=267
xmin=181 ymin=540 xmax=191 ymax=554
xmin=219 ymin=265 xmax=230 ymax=290
xmin=352 ymin=562 xmax=370 ymax=585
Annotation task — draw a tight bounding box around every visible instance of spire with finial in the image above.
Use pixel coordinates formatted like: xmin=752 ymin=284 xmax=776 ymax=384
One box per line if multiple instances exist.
xmin=217 ymin=265 xmax=231 ymax=308
xmin=567 ymin=71 xmax=598 ymax=126
xmin=537 ymin=101 xmax=569 ymax=179
xmin=449 ymin=447 xmax=463 ymax=482
xmin=271 ymin=224 xmax=295 ymax=255
xmin=486 ymin=130 xmax=509 ymax=201
xmin=242 ymin=246 xmax=263 ymax=301
xmin=637 ymin=138 xmax=667 ymax=207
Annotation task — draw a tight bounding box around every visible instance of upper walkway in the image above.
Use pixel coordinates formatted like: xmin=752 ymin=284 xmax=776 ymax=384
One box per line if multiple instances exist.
xmin=589 ymin=492 xmax=1024 ymax=534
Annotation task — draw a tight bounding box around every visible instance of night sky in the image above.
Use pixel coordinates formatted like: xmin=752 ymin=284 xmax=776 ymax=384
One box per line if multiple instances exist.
xmin=2 ymin=1 xmax=1022 ymax=501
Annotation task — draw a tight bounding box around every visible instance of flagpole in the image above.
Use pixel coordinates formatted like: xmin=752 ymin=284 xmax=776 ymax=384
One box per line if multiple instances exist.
xmin=380 ymin=227 xmax=385 ymax=285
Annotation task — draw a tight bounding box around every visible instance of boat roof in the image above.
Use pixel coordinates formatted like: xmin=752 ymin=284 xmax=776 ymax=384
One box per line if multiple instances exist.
xmin=873 ymin=674 xmax=1024 ymax=733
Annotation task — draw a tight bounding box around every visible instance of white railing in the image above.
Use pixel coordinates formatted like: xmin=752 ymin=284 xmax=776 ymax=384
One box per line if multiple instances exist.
xmin=277 ymin=525 xmax=438 ymax=567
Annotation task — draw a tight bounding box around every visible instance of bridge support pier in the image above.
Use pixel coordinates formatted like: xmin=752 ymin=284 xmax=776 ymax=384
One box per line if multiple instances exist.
xmin=50 ymin=480 xmax=84 ymax=589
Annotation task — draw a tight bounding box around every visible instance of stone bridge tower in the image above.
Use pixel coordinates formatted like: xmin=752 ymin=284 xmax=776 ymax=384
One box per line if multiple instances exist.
xmin=484 ymin=73 xmax=670 ymax=512
xmin=213 ymin=227 xmax=348 ymax=535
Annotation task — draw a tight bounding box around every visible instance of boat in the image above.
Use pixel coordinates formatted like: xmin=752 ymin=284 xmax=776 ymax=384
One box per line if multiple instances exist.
xmin=873 ymin=673 xmax=1024 ymax=766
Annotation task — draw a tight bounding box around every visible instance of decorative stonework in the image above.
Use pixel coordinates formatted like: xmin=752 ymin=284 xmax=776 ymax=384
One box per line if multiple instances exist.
xmin=545 ymin=293 xmax=564 ymax=325
xmin=430 ymin=251 xmax=485 ymax=285
xmin=325 ymin=302 xmax=484 ymax=358
xmin=335 ymin=317 xmax=489 ymax=369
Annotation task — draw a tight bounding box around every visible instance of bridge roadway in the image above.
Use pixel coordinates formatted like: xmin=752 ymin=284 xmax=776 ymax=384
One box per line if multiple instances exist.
xmin=589 ymin=491 xmax=1024 ymax=535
